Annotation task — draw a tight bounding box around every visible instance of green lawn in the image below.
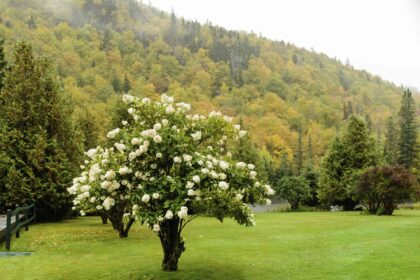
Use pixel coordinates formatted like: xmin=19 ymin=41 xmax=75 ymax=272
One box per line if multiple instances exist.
xmin=1 ymin=209 xmax=419 ymax=280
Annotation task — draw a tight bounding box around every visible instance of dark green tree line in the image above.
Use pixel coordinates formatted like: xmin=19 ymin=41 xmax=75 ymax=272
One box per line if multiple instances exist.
xmin=0 ymin=42 xmax=82 ymax=220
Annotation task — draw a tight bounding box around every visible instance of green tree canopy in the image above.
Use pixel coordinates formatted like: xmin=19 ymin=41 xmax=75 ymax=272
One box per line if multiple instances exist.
xmin=398 ymin=89 xmax=417 ymax=169
xmin=318 ymin=117 xmax=380 ymax=210
xmin=274 ymin=175 xmax=311 ymax=210
xmin=0 ymin=42 xmax=82 ymax=220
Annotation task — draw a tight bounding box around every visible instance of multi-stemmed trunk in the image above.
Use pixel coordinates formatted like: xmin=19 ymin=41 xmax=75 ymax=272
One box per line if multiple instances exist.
xmin=158 ymin=218 xmax=185 ymax=271
xmin=380 ymin=198 xmax=396 ymax=215
xmin=107 ymin=205 xmax=135 ymax=238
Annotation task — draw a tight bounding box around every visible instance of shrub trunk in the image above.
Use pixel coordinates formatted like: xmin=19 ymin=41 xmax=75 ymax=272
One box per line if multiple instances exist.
xmin=100 ymin=211 xmax=108 ymax=224
xmin=107 ymin=207 xmax=135 ymax=238
xmin=158 ymin=218 xmax=185 ymax=271
xmin=289 ymin=200 xmax=299 ymax=210
xmin=380 ymin=198 xmax=396 ymax=215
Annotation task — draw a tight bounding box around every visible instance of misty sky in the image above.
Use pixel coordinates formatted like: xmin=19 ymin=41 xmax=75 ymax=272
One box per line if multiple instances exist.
xmin=148 ymin=0 xmax=420 ymax=89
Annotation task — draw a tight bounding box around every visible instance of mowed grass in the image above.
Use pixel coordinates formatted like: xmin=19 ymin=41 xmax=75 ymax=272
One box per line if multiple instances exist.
xmin=1 ymin=209 xmax=419 ymax=280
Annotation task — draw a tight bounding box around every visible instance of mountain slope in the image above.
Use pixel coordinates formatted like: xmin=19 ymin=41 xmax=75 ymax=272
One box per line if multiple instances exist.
xmin=0 ymin=0 xmax=415 ymax=167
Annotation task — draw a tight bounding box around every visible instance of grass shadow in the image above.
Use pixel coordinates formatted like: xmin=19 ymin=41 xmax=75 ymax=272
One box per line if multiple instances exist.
xmin=131 ymin=261 xmax=246 ymax=280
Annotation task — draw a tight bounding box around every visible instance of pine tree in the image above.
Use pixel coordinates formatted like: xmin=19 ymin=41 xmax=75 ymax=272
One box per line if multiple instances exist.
xmin=0 ymin=42 xmax=81 ymax=220
xmin=398 ymin=89 xmax=417 ymax=168
xmin=384 ymin=116 xmax=398 ymax=165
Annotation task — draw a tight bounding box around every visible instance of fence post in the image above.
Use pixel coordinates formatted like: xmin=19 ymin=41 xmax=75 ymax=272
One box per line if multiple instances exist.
xmin=24 ymin=207 xmax=29 ymax=231
xmin=15 ymin=205 xmax=20 ymax=238
xmin=5 ymin=209 xmax=12 ymax=251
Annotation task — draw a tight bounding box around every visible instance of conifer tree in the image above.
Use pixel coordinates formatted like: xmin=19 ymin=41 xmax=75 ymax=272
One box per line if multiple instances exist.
xmin=232 ymin=119 xmax=259 ymax=165
xmin=293 ymin=126 xmax=304 ymax=175
xmin=318 ymin=117 xmax=379 ymax=210
xmin=0 ymin=42 xmax=81 ymax=220
xmin=302 ymin=134 xmax=319 ymax=206
xmin=278 ymin=151 xmax=290 ymax=178
xmin=123 ymin=74 xmax=131 ymax=93
xmin=307 ymin=134 xmax=313 ymax=165
xmin=384 ymin=116 xmax=398 ymax=165
xmin=0 ymin=37 xmax=6 ymax=91
xmin=347 ymin=101 xmax=353 ymax=117
xmin=364 ymin=114 xmax=372 ymax=133
xmin=112 ymin=76 xmax=121 ymax=93
xmin=398 ymin=89 xmax=417 ymax=168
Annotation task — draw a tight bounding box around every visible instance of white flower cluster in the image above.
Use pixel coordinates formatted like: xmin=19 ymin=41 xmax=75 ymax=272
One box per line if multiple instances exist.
xmin=69 ymin=93 xmax=274 ymax=233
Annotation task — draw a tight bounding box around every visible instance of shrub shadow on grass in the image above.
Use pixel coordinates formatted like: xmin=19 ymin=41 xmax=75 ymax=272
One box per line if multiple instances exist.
xmin=132 ymin=261 xmax=245 ymax=280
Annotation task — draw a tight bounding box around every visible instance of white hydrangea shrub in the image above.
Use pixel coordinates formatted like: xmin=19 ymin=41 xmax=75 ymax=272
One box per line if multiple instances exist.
xmin=69 ymin=94 xmax=274 ymax=269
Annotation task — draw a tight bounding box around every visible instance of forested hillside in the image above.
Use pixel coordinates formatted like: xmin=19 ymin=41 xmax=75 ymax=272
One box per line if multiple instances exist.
xmin=0 ymin=0 xmax=416 ymax=171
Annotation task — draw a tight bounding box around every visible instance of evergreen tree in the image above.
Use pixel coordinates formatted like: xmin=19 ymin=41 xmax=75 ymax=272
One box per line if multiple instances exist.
xmin=293 ymin=126 xmax=304 ymax=175
xmin=0 ymin=37 xmax=6 ymax=91
xmin=343 ymin=102 xmax=349 ymax=120
xmin=398 ymin=89 xmax=417 ymax=168
xmin=347 ymin=101 xmax=353 ymax=117
xmin=112 ymin=76 xmax=121 ymax=93
xmin=384 ymin=116 xmax=398 ymax=165
xmin=0 ymin=42 xmax=81 ymax=220
xmin=302 ymin=134 xmax=319 ymax=206
xmin=77 ymin=109 xmax=100 ymax=149
xmin=123 ymin=74 xmax=131 ymax=93
xmin=232 ymin=119 xmax=259 ymax=167
xmin=307 ymin=134 xmax=313 ymax=165
xmin=364 ymin=114 xmax=372 ymax=133
xmin=302 ymin=164 xmax=319 ymax=207
xmin=278 ymin=151 xmax=291 ymax=178
xmin=27 ymin=15 xmax=37 ymax=29
xmin=164 ymin=10 xmax=177 ymax=46
xmin=318 ymin=117 xmax=379 ymax=210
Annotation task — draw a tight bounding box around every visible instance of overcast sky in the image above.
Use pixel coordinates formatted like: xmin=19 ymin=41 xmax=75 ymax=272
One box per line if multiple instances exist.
xmin=148 ymin=0 xmax=420 ymax=89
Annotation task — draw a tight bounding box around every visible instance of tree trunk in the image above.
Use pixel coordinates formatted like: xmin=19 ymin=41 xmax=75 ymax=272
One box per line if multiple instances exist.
xmin=342 ymin=198 xmax=357 ymax=211
xmin=381 ymin=199 xmax=395 ymax=215
xmin=100 ymin=211 xmax=108 ymax=224
xmin=289 ymin=200 xmax=299 ymax=210
xmin=107 ymin=207 xmax=136 ymax=238
xmin=159 ymin=218 xmax=185 ymax=271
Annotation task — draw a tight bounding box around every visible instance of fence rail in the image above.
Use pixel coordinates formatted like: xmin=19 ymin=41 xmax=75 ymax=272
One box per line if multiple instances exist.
xmin=0 ymin=204 xmax=36 ymax=251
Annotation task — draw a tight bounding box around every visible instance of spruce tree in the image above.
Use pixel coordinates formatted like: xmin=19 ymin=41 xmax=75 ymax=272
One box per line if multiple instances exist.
xmin=294 ymin=126 xmax=304 ymax=175
xmin=398 ymin=89 xmax=417 ymax=168
xmin=307 ymin=134 xmax=313 ymax=165
xmin=112 ymin=76 xmax=121 ymax=93
xmin=318 ymin=117 xmax=379 ymax=210
xmin=231 ymin=118 xmax=259 ymax=164
xmin=302 ymin=134 xmax=319 ymax=206
xmin=0 ymin=42 xmax=81 ymax=220
xmin=278 ymin=151 xmax=290 ymax=178
xmin=0 ymin=37 xmax=6 ymax=91
xmin=384 ymin=116 xmax=398 ymax=165
xmin=347 ymin=101 xmax=353 ymax=117
xmin=123 ymin=74 xmax=131 ymax=93
xmin=364 ymin=114 xmax=372 ymax=133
